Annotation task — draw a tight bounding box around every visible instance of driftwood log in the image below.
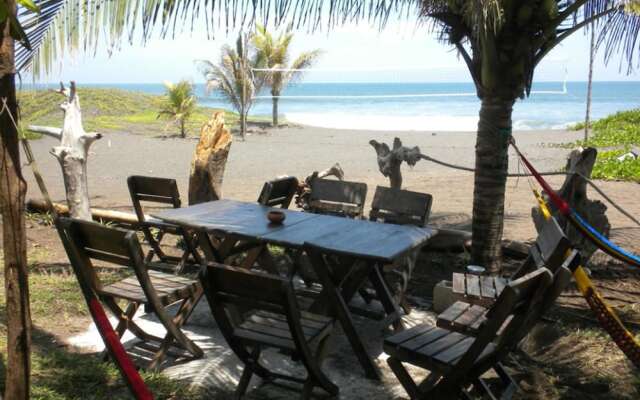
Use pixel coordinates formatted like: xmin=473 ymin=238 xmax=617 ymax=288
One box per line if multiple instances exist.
xmin=27 ymin=198 xmax=138 ymax=226
xmin=28 ymin=82 xmax=101 ymax=221
xmin=532 ymin=147 xmax=609 ymax=261
xmin=188 ymin=112 xmax=232 ymax=205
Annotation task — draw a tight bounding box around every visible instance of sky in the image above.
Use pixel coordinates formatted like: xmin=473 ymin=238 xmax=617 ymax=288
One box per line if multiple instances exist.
xmin=36 ymin=19 xmax=640 ymax=84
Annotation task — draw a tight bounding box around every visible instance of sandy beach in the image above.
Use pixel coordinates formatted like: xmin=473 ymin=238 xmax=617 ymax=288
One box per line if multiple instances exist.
xmin=24 ymin=125 xmax=640 ymax=244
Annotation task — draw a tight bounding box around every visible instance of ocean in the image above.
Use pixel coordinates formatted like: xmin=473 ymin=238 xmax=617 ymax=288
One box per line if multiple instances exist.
xmin=27 ymin=81 xmax=640 ymax=131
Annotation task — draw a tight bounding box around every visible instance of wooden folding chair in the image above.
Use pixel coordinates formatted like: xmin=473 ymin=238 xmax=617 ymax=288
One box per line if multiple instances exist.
xmin=308 ymin=178 xmax=367 ymax=218
xmin=358 ymin=186 xmax=434 ymax=317
xmin=438 ymin=249 xmax=579 ymax=335
xmin=199 ymin=263 xmax=338 ymax=399
xmin=127 ymin=175 xmax=202 ymax=273
xmin=450 ymin=216 xmax=571 ymax=307
xmin=384 ymin=268 xmax=553 ymax=399
xmin=57 ymin=217 xmax=204 ymax=370
xmin=258 ymin=176 xmax=299 ymax=208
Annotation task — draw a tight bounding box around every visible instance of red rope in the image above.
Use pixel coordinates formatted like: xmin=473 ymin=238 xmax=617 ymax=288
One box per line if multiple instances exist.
xmin=89 ymin=298 xmax=154 ymax=400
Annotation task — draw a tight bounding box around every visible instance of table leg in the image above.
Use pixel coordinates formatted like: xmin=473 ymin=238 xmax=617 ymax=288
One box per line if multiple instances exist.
xmin=307 ymin=250 xmax=382 ymax=380
xmin=368 ymin=263 xmax=405 ymax=331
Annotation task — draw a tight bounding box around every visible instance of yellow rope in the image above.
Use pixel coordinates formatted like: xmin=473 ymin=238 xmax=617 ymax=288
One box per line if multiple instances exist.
xmin=534 ymin=188 xmax=640 ymax=367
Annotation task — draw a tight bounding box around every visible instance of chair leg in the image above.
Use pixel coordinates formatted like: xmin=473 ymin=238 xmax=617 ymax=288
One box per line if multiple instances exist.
xmin=387 ymin=357 xmax=421 ymax=400
xmin=235 ymin=365 xmax=254 ymax=400
xmin=494 ymin=363 xmax=519 ymax=400
xmin=302 ymin=380 xmax=315 ymax=400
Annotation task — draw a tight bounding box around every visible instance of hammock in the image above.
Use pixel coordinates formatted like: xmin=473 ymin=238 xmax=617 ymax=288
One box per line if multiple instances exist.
xmin=511 ymin=140 xmax=640 ymax=268
xmin=513 ymin=141 xmax=640 ymax=368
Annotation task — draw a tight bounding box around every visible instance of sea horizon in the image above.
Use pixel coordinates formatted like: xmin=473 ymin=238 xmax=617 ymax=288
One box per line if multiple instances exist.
xmin=21 ymin=81 xmax=640 ymax=132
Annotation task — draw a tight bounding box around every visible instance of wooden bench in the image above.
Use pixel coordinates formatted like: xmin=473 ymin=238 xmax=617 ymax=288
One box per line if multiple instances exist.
xmin=450 ymin=216 xmax=570 ymax=307
xmin=127 ymin=175 xmax=202 ymax=273
xmin=57 ymin=217 xmax=204 ymax=370
xmin=384 ymin=268 xmax=553 ymax=399
xmin=438 ymin=249 xmax=579 ymax=335
xmin=199 ymin=262 xmax=338 ymax=399
xmin=308 ymin=178 xmax=367 ymax=218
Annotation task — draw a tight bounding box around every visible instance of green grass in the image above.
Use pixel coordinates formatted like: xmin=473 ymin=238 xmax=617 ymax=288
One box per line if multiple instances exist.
xmin=17 ymin=87 xmax=265 ymax=138
xmin=566 ymin=108 xmax=640 ymax=182
xmin=0 ymin=248 xmax=201 ymax=399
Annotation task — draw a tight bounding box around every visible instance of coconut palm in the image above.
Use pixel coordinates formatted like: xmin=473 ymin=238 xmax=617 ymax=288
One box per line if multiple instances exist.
xmin=158 ymin=80 xmax=196 ymax=138
xmin=196 ymin=33 xmax=257 ymax=139
xmin=252 ymin=24 xmax=321 ymax=126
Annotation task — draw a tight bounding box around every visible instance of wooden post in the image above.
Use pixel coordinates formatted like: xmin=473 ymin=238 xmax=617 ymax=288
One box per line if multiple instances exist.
xmin=369 ymin=138 xmax=422 ymax=189
xmin=30 ymin=82 xmax=102 ymax=221
xmin=188 ymin=111 xmax=232 ymax=205
xmin=0 ymin=0 xmax=32 ymax=397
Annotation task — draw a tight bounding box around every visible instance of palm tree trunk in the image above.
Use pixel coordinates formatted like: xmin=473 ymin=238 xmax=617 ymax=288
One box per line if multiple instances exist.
xmin=272 ymin=91 xmax=279 ymax=127
xmin=585 ymin=26 xmax=595 ymax=141
xmin=181 ymin=118 xmax=186 ymax=138
xmin=240 ymin=109 xmax=247 ymax=140
xmin=471 ymin=97 xmax=514 ymax=273
xmin=1 ymin=1 xmax=32 ymax=397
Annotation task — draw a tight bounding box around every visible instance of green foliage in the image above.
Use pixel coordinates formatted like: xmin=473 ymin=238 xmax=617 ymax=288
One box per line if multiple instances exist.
xmin=591 ymin=148 xmax=640 ymax=182
xmin=158 ymin=80 xmax=197 ymax=138
xmin=18 ymin=87 xmax=251 ymax=138
xmin=577 ymin=108 xmax=640 ymax=148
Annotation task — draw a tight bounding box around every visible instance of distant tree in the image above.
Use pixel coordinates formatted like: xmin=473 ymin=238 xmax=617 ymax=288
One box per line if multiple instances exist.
xmin=158 ymin=80 xmax=196 ymax=138
xmin=197 ymin=33 xmax=258 ymax=140
xmin=252 ymin=24 xmax=322 ymax=126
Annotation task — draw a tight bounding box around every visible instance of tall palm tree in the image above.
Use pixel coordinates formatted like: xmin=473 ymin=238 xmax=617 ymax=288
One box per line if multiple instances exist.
xmin=158 ymin=80 xmax=196 ymax=138
xmin=197 ymin=33 xmax=257 ymax=140
xmin=252 ymin=24 xmax=321 ymax=126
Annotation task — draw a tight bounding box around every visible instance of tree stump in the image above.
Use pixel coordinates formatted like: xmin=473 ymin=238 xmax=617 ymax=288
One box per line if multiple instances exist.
xmin=188 ymin=112 xmax=232 ymax=205
xmin=532 ymin=147 xmax=609 ymax=262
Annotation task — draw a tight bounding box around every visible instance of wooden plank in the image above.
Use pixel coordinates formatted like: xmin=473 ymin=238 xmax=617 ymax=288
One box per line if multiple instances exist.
xmin=452 ymin=273 xmax=465 ymax=295
xmin=417 ymin=331 xmax=467 ymax=356
xmin=465 ymin=275 xmax=481 ymax=298
xmin=233 ymin=327 xmax=295 ymax=350
xmin=370 ymin=186 xmax=432 ymax=224
xmin=433 ymin=337 xmax=475 ymax=364
xmin=494 ymin=277 xmax=507 ymax=297
xmin=401 ymin=327 xmax=450 ymax=351
xmin=480 ymin=276 xmax=496 ymax=299
xmin=384 ymin=324 xmax=434 ymax=347
xmin=310 ymin=178 xmax=367 ymax=205
xmin=453 ymin=305 xmax=486 ymax=330
xmin=438 ymin=301 xmax=470 ymax=326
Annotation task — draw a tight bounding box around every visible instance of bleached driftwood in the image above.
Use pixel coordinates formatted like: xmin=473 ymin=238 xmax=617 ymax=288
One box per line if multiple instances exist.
xmin=188 ymin=112 xmax=232 ymax=205
xmin=26 ymin=198 xmax=139 ymax=226
xmin=369 ymin=138 xmax=422 ymax=189
xmin=294 ymin=163 xmax=345 ymax=210
xmin=532 ymin=147 xmax=609 ymax=261
xmin=28 ymin=82 xmax=101 ymax=221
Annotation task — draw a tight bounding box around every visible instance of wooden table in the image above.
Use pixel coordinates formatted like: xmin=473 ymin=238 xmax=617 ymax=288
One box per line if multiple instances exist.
xmin=153 ymin=199 xmax=435 ymax=379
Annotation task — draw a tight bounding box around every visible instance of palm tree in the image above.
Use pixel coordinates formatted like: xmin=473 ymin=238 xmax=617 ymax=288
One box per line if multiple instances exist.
xmin=196 ymin=33 xmax=257 ymax=140
xmin=252 ymin=24 xmax=321 ymax=126
xmin=158 ymin=80 xmax=196 ymax=138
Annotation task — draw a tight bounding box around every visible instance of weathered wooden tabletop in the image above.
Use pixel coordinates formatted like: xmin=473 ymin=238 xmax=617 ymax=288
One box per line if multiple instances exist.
xmin=153 ymin=199 xmax=436 ymax=263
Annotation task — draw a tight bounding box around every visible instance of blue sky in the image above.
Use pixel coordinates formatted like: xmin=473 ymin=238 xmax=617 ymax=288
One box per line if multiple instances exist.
xmin=40 ymin=20 xmax=640 ymax=84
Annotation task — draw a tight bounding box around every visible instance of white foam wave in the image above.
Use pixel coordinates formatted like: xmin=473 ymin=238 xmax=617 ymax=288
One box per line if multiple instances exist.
xmin=285 ymin=112 xmax=564 ymax=131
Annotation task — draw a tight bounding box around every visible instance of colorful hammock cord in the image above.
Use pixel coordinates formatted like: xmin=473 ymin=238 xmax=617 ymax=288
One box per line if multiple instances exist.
xmin=527 ymin=153 xmax=640 ymax=368
xmin=511 ymin=140 xmax=640 ymax=268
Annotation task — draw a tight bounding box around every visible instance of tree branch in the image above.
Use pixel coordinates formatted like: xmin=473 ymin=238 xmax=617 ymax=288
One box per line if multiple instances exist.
xmin=27 ymin=125 xmax=62 ymax=139
xmin=455 ymin=41 xmax=480 ymax=88
xmin=534 ymin=7 xmax=618 ymax=66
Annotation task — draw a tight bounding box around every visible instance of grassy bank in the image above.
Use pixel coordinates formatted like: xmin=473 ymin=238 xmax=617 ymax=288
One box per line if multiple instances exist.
xmin=18 ymin=87 xmax=267 ymax=138
xmin=569 ymin=109 xmax=640 ymax=182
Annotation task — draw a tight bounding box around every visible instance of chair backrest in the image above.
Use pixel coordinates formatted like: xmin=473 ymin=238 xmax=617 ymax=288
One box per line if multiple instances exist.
xmin=127 ymin=175 xmax=181 ymax=223
xmin=309 ymin=178 xmax=367 ymax=218
xmin=444 ymin=268 xmax=552 ymax=382
xmin=56 ymin=217 xmax=145 ymax=292
xmin=257 ymin=176 xmax=299 ymax=208
xmin=369 ymin=186 xmax=433 ymax=227
xmin=199 ymin=263 xmax=309 ymax=353
xmin=513 ymin=216 xmax=571 ymax=279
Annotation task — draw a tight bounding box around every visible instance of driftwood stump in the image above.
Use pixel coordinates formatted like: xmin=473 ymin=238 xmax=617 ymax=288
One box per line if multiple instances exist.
xmin=29 ymin=82 xmax=101 ymax=221
xmin=532 ymin=147 xmax=609 ymax=261
xmin=188 ymin=112 xmax=232 ymax=205
xmin=369 ymin=137 xmax=422 ymax=189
